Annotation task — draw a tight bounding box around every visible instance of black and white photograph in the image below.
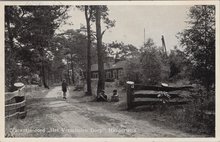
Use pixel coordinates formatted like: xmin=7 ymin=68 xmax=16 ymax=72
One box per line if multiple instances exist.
xmin=2 ymin=1 xmax=219 ymax=139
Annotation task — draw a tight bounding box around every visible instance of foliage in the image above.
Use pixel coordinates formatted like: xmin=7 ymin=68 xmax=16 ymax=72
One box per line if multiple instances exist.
xmin=178 ymin=5 xmax=215 ymax=91
xmin=123 ymin=38 xmax=169 ymax=85
xmin=140 ymin=38 xmax=164 ymax=85
xmin=5 ymin=6 xmax=23 ymax=91
xmin=168 ymin=46 xmax=191 ymax=80
xmin=77 ymin=5 xmax=115 ymax=40
xmin=108 ymin=41 xmax=140 ymax=60
xmin=178 ymin=86 xmax=215 ymax=135
xmin=51 ymin=29 xmax=98 ymax=84
xmin=55 ymin=30 xmax=88 ymax=68
xmin=5 ymin=6 xmax=69 ymax=89
xmin=124 ymin=59 xmax=143 ymax=84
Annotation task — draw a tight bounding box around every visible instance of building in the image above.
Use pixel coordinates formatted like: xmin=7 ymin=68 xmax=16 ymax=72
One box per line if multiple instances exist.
xmin=90 ymin=59 xmax=170 ymax=83
xmin=91 ymin=60 xmax=126 ymax=80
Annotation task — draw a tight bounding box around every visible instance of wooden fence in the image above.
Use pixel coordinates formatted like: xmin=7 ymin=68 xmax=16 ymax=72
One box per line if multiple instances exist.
xmin=126 ymin=81 xmax=193 ymax=109
xmin=5 ymin=86 xmax=27 ymax=120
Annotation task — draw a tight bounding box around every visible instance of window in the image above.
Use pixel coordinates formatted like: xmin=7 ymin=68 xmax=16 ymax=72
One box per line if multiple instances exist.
xmin=118 ymin=69 xmax=123 ymax=78
xmin=92 ymin=72 xmax=98 ymax=78
xmin=106 ymin=71 xmax=111 ymax=79
xmin=113 ymin=70 xmax=117 ymax=79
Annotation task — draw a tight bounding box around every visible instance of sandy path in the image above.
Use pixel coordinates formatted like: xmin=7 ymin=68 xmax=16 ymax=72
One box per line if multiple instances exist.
xmin=29 ymin=86 xmax=196 ymax=137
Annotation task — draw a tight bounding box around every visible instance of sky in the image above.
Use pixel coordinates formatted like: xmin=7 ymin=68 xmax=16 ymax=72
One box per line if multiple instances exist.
xmin=57 ymin=5 xmax=192 ymax=51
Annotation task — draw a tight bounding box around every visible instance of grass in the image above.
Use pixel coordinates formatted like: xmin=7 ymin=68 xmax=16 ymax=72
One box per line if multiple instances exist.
xmin=86 ymin=81 xmax=215 ymax=137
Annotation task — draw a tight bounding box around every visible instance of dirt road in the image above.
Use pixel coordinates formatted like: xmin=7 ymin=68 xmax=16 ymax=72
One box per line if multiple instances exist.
xmin=7 ymin=86 xmax=198 ymax=137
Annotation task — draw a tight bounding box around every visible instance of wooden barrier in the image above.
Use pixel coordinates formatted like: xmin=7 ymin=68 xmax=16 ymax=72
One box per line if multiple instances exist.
xmin=126 ymin=81 xmax=193 ymax=109
xmin=5 ymin=86 xmax=27 ymax=120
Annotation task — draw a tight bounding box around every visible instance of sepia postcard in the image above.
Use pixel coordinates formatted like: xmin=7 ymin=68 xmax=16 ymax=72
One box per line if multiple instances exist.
xmin=0 ymin=1 xmax=219 ymax=142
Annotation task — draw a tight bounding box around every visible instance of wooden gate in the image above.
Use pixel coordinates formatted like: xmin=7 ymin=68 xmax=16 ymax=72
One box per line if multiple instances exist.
xmin=126 ymin=81 xmax=193 ymax=109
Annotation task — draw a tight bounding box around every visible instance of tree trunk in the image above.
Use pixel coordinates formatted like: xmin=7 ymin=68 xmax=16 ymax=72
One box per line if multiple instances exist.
xmin=85 ymin=6 xmax=92 ymax=95
xmin=41 ymin=49 xmax=49 ymax=89
xmin=95 ymin=6 xmax=105 ymax=94
xmin=5 ymin=10 xmax=15 ymax=89
xmin=67 ymin=60 xmax=71 ymax=84
xmin=42 ymin=62 xmax=49 ymax=88
xmin=70 ymin=54 xmax=75 ymax=84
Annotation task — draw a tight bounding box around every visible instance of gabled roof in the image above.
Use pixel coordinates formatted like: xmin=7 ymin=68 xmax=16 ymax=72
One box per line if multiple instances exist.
xmin=91 ymin=60 xmax=127 ymax=71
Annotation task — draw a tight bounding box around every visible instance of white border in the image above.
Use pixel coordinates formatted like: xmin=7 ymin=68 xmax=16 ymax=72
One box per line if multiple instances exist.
xmin=0 ymin=1 xmax=219 ymax=142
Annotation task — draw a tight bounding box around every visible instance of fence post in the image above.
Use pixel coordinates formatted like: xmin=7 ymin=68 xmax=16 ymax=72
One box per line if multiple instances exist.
xmin=126 ymin=81 xmax=134 ymax=110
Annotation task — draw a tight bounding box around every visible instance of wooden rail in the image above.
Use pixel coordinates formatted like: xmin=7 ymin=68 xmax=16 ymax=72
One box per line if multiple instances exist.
xmin=126 ymin=81 xmax=193 ymax=109
xmin=5 ymin=86 xmax=27 ymax=120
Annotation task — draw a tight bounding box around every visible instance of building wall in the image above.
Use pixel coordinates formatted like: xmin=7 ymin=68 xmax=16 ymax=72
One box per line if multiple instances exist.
xmin=91 ymin=68 xmax=123 ymax=80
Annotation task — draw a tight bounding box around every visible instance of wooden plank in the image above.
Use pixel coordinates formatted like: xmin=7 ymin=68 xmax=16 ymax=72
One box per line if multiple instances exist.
xmin=5 ymin=91 xmax=18 ymax=102
xmin=134 ymin=84 xmax=193 ymax=92
xmin=5 ymin=99 xmax=26 ymax=112
xmin=18 ymin=111 xmax=27 ymax=119
xmin=133 ymin=101 xmax=160 ymax=106
xmin=5 ymin=86 xmax=25 ymax=102
xmin=5 ymin=111 xmax=19 ymax=119
xmin=135 ymin=98 xmax=161 ymax=102
xmin=134 ymin=93 xmax=182 ymax=99
xmin=134 ymin=85 xmax=162 ymax=91
xmin=133 ymin=100 xmax=190 ymax=107
xmin=5 ymin=111 xmax=27 ymax=120
xmin=5 ymin=98 xmax=16 ymax=106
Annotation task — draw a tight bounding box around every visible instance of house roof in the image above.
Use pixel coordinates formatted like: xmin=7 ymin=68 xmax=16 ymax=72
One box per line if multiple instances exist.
xmin=91 ymin=60 xmax=127 ymax=71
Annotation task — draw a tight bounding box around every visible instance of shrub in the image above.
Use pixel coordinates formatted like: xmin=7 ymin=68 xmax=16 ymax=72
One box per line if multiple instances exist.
xmin=124 ymin=59 xmax=143 ymax=84
xmin=169 ymin=85 xmax=215 ymax=135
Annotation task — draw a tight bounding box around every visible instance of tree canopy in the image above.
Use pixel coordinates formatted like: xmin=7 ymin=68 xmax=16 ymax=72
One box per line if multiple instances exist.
xmin=5 ymin=6 xmax=69 ymax=90
xmin=178 ymin=5 xmax=215 ymax=91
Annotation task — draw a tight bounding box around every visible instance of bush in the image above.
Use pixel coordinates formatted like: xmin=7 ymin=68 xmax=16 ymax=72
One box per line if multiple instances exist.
xmin=167 ymin=85 xmax=215 ymax=135
xmin=123 ymin=39 xmax=168 ymax=85
xmin=124 ymin=59 xmax=143 ymax=84
xmin=140 ymin=47 xmax=163 ymax=85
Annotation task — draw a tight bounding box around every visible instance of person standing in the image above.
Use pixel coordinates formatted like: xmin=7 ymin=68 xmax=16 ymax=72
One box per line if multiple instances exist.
xmin=62 ymin=79 xmax=68 ymax=99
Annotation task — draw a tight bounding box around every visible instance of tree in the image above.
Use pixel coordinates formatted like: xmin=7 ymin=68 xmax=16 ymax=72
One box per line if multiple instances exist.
xmin=178 ymin=5 xmax=215 ymax=91
xmin=108 ymin=41 xmax=139 ymax=60
xmin=77 ymin=5 xmax=115 ymax=95
xmin=5 ymin=6 xmax=22 ymax=90
xmin=124 ymin=59 xmax=143 ymax=84
xmin=84 ymin=6 xmax=95 ymax=95
xmin=95 ymin=6 xmax=105 ymax=94
xmin=14 ymin=6 xmax=68 ymax=88
xmin=168 ymin=46 xmax=190 ymax=79
xmin=140 ymin=38 xmax=163 ymax=85
xmin=52 ymin=29 xmax=89 ymax=83
xmin=77 ymin=6 xmax=98 ymax=95
xmin=95 ymin=6 xmax=115 ymax=94
xmin=47 ymin=37 xmax=66 ymax=83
